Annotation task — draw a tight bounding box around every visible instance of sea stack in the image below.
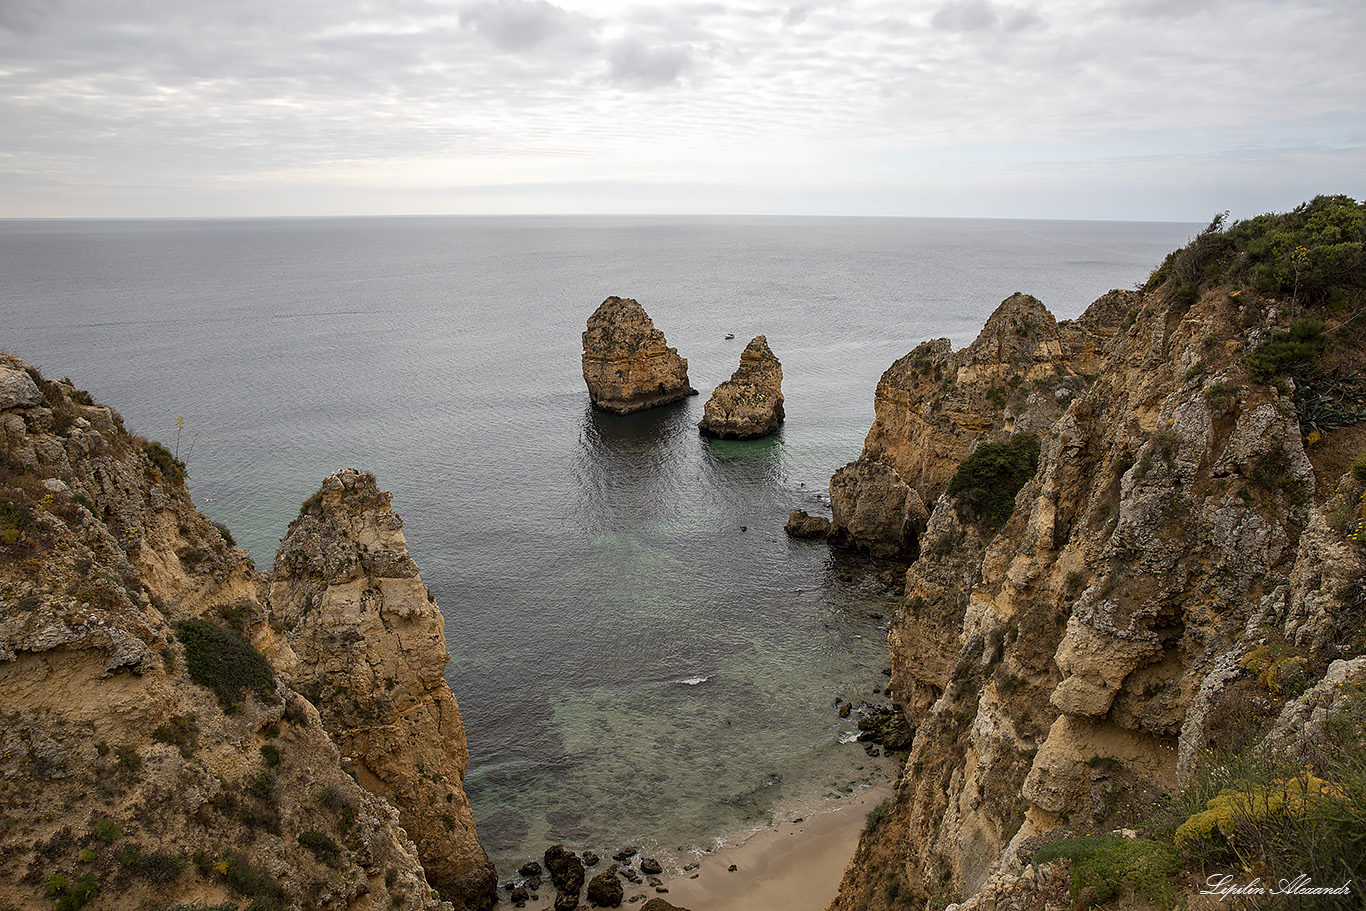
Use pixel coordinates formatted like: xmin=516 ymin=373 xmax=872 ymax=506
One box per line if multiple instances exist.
xmin=698 ymin=334 xmax=785 ymax=439
xmin=581 ymin=296 xmax=697 ymax=413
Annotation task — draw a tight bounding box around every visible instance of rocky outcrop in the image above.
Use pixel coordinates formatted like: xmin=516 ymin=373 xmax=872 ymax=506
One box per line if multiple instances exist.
xmin=785 ymin=508 xmax=832 ymax=539
xmin=272 ymin=469 xmax=496 ymax=910
xmin=0 ymin=356 xmax=453 ymax=911
xmin=582 ymin=296 xmax=697 ymax=413
xmin=829 ymin=266 xmax=1366 ymax=910
xmin=698 ymin=335 xmax=785 ymax=439
xmin=827 ymin=459 xmax=928 ymax=559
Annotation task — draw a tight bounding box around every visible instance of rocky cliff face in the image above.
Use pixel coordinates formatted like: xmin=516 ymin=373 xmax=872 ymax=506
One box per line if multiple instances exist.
xmin=582 ymin=296 xmax=697 ymax=413
xmin=272 ymin=469 xmax=496 ymax=909
xmin=698 ymin=334 xmax=785 ymax=439
xmin=826 ymin=225 xmax=1366 ymax=909
xmin=0 ymin=355 xmax=488 ymax=911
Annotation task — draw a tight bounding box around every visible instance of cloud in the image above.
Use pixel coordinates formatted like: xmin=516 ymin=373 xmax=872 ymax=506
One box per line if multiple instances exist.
xmin=930 ymin=0 xmax=1043 ymax=33
xmin=783 ymin=5 xmax=814 ymax=27
xmin=605 ymin=37 xmax=694 ymax=89
xmin=458 ymin=0 xmax=588 ymax=53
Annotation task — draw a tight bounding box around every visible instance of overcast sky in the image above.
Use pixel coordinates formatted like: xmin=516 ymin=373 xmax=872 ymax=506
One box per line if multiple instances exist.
xmin=2 ymin=0 xmax=1362 ymax=221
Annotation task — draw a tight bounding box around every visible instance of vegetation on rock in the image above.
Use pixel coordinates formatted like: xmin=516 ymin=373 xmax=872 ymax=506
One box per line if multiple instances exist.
xmin=946 ymin=433 xmax=1040 ymax=527
xmin=174 ymin=618 xmax=276 ymax=711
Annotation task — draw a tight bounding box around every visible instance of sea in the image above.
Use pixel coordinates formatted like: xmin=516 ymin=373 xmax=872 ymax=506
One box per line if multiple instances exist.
xmin=0 ymin=214 xmax=1196 ymax=877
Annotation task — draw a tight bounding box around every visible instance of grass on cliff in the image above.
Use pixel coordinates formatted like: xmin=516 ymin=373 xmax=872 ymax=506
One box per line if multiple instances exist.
xmin=1145 ymin=681 xmax=1366 ymax=909
xmin=174 ymin=619 xmax=275 ymax=712
xmin=948 ymin=433 xmax=1041 ymax=528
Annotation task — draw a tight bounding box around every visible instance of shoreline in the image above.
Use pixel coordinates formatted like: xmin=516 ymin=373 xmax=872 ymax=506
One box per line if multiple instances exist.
xmin=514 ymin=759 xmax=898 ymax=911
xmin=654 ymin=781 xmax=895 ymax=911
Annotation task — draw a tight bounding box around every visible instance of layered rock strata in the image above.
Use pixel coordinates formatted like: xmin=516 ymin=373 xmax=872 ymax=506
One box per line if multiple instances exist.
xmin=0 ymin=354 xmax=489 ymax=911
xmin=698 ymin=335 xmax=785 ymax=439
xmin=828 ymin=277 xmax=1366 ymax=909
xmin=582 ymin=296 xmax=697 ymax=413
xmin=272 ymin=469 xmax=497 ymax=909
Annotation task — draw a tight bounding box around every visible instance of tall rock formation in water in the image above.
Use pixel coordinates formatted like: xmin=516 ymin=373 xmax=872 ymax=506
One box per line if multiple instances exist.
xmin=0 ymin=354 xmax=492 ymax=911
xmin=272 ymin=469 xmax=497 ymax=909
xmin=698 ymin=334 xmax=785 ymax=439
xmin=826 ymin=200 xmax=1366 ymax=910
xmin=582 ymin=296 xmax=697 ymax=413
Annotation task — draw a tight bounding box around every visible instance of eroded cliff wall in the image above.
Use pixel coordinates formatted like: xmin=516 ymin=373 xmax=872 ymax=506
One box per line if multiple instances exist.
xmin=827 ymin=227 xmax=1366 ymax=909
xmin=0 ymin=355 xmax=491 ymax=910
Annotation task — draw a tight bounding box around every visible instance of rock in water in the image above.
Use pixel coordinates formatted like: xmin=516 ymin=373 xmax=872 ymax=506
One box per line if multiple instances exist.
xmin=545 ymin=843 xmax=586 ymax=895
xmin=698 ymin=335 xmax=785 ymax=439
xmin=582 ymin=296 xmax=697 ymax=413
xmin=272 ymin=469 xmax=497 ymax=909
xmin=784 ymin=508 xmax=831 ymax=539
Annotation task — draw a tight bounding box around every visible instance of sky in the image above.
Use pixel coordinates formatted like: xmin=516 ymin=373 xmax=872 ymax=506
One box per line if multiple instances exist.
xmin=1 ymin=0 xmax=1362 ymax=221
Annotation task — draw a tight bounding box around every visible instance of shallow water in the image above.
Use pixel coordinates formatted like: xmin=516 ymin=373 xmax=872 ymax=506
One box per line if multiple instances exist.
xmin=0 ymin=214 xmax=1197 ymax=874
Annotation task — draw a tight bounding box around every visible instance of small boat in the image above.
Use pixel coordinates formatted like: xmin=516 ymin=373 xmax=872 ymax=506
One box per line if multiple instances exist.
xmin=724 ymin=333 xmax=734 ymax=339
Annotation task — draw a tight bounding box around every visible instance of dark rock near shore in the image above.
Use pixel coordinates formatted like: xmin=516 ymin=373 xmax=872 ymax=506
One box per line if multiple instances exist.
xmin=555 ymin=890 xmax=581 ymax=911
xmin=520 ymin=861 xmax=543 ymax=877
xmin=784 ymin=508 xmax=831 ymax=539
xmin=545 ymin=844 xmax=586 ymax=895
xmin=641 ymin=900 xmax=692 ymax=911
xmin=511 ymin=885 xmax=530 ymax=906
xmin=639 ymin=857 xmax=663 ymax=875
xmin=612 ymin=846 xmax=638 ymax=863
xmin=587 ymin=871 xmax=625 ymax=907
xmin=583 ymin=851 xmax=600 ymax=867
xmin=828 ymin=458 xmax=928 ymax=559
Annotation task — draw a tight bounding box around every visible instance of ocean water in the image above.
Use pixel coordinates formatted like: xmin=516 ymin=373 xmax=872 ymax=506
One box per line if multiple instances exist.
xmin=0 ymin=214 xmax=1196 ymax=875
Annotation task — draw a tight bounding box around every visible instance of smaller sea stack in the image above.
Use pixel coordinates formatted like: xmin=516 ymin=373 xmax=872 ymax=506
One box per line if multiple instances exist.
xmin=582 ymin=296 xmax=697 ymax=414
xmin=698 ymin=334 xmax=785 ymax=439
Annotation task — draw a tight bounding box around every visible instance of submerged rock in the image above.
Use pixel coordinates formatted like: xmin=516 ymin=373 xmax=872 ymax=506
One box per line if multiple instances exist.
xmin=582 ymin=296 xmax=697 ymax=413
xmin=698 ymin=335 xmax=785 ymax=439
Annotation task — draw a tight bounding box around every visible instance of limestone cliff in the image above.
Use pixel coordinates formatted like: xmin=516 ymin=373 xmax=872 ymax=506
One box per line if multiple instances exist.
xmin=698 ymin=334 xmax=785 ymax=439
xmin=828 ymin=199 xmax=1366 ymax=910
xmin=0 ymin=354 xmax=489 ymax=911
xmin=272 ymin=469 xmax=496 ymax=909
xmin=582 ymin=296 xmax=697 ymax=413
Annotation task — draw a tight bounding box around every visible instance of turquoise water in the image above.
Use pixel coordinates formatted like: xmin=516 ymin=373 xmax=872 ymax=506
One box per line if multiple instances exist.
xmin=0 ymin=214 xmax=1196 ymax=874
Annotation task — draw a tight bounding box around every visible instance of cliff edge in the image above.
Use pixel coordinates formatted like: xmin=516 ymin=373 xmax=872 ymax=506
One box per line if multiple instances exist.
xmin=827 ymin=197 xmax=1366 ymax=910
xmin=0 ymin=355 xmax=492 ymax=910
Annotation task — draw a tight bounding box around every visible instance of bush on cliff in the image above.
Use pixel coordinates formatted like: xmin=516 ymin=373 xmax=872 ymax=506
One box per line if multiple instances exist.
xmin=174 ymin=619 xmax=275 ymax=712
xmin=948 ymin=433 xmax=1041 ymax=528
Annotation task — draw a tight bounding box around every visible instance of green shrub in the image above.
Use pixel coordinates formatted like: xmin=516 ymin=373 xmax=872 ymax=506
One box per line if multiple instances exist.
xmin=863 ymin=798 xmax=892 ymax=834
xmin=1246 ymin=319 xmax=1329 ymax=385
xmin=141 ymin=439 xmax=187 ymax=483
xmin=54 ymin=873 xmax=98 ymax=911
xmin=259 ymin=743 xmax=280 ymax=767
xmin=174 ymin=618 xmax=275 ymax=711
xmin=1351 ymin=454 xmax=1366 ymax=483
xmin=948 ymin=434 xmax=1041 ymax=527
xmin=1034 ymin=834 xmax=1179 ymax=909
xmin=297 ymin=829 xmax=341 ymax=864
xmin=153 ymin=714 xmax=199 ymax=758
xmin=117 ymin=845 xmax=186 ymax=884
xmin=213 ymin=521 xmax=236 ymax=548
xmin=246 ymin=770 xmax=275 ymax=801
xmin=93 ymin=817 xmax=120 ymax=843
xmin=46 ymin=873 xmax=70 ymax=895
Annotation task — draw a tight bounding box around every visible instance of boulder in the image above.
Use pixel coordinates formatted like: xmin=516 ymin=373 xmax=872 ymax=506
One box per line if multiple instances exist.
xmin=587 ymin=871 xmax=625 ymax=907
xmin=639 ymin=857 xmax=663 ymax=875
xmin=827 ymin=459 xmax=927 ymax=558
xmin=640 ymin=900 xmax=692 ymax=911
xmin=784 ymin=508 xmax=830 ymax=539
xmin=545 ymin=843 xmax=586 ymax=895
xmin=582 ymin=296 xmax=697 ymax=413
xmin=698 ymin=335 xmax=785 ymax=439
xmin=0 ymin=367 xmax=42 ymax=410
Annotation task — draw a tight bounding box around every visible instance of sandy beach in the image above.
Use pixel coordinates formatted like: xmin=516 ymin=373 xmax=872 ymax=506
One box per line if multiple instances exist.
xmin=654 ymin=783 xmax=895 ymax=911
xmin=513 ymin=773 xmax=896 ymax=911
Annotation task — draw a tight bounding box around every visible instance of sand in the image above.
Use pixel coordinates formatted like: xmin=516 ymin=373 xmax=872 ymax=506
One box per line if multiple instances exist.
xmin=514 ymin=761 xmax=898 ymax=911
xmin=652 ymin=784 xmax=893 ymax=911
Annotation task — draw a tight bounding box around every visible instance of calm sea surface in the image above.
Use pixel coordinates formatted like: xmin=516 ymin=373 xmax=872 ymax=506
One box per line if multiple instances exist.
xmin=0 ymin=215 xmax=1195 ymax=874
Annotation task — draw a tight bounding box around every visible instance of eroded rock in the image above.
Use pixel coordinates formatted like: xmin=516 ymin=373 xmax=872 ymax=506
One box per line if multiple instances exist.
xmin=698 ymin=335 xmax=784 ymax=439
xmin=582 ymin=296 xmax=696 ymax=413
